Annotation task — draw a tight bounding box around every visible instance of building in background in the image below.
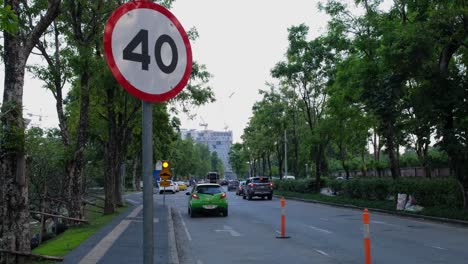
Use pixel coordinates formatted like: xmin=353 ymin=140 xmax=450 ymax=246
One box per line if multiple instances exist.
xmin=180 ymin=129 xmax=236 ymax=180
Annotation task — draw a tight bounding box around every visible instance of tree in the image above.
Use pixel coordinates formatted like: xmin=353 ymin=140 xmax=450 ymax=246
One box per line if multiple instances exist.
xmin=229 ymin=143 xmax=248 ymax=179
xmin=0 ymin=0 xmax=61 ymax=262
xmin=272 ymin=24 xmax=333 ymax=189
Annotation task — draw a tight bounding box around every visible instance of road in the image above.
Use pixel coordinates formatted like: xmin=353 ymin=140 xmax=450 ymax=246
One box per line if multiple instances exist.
xmin=159 ymin=186 xmax=468 ymax=264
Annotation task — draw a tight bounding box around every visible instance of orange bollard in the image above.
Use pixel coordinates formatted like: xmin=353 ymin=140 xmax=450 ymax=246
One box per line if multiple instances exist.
xmin=363 ymin=208 xmax=371 ymax=264
xmin=276 ymin=196 xmax=290 ymax=239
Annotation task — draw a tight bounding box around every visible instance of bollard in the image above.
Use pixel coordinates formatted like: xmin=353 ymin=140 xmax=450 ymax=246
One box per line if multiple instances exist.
xmin=276 ymin=196 xmax=290 ymax=239
xmin=363 ymin=208 xmax=371 ymax=264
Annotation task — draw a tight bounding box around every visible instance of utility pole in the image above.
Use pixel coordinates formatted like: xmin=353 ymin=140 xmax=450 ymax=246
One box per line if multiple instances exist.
xmin=284 ymin=130 xmax=287 ymax=177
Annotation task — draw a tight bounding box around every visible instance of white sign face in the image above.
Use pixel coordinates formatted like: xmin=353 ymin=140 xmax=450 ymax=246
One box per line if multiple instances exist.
xmin=104 ymin=2 xmax=192 ymax=102
xmin=155 ymin=160 xmax=162 ymax=170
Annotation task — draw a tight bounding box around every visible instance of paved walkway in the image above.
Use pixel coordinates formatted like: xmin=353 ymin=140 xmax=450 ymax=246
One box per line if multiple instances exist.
xmin=63 ymin=192 xmax=175 ymax=263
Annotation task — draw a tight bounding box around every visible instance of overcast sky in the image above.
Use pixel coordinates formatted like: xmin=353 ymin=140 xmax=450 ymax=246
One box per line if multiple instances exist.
xmin=0 ymin=0 xmax=331 ymax=143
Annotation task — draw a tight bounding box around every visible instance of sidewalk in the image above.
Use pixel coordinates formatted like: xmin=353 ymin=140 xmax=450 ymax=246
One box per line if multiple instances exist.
xmin=63 ymin=200 xmax=177 ymax=263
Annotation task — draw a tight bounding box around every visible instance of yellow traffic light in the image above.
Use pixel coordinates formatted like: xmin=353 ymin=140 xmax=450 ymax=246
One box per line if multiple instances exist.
xmin=162 ymin=160 xmax=169 ymax=168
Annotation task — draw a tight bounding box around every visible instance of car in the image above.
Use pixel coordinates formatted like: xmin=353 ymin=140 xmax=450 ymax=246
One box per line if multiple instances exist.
xmin=283 ymin=175 xmax=296 ymax=180
xmin=236 ymin=180 xmax=246 ymax=196
xmin=243 ymin=176 xmax=273 ymax=200
xmin=220 ymin=179 xmax=228 ymax=186
xmin=159 ymin=180 xmax=177 ymax=194
xmin=177 ymin=181 xmax=187 ymax=191
xmin=227 ymin=180 xmax=239 ymax=191
xmin=186 ymin=183 xmax=228 ymax=217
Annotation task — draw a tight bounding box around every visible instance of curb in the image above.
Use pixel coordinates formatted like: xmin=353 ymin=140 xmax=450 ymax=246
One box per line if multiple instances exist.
xmin=167 ymin=207 xmax=180 ymax=264
xmin=274 ymin=195 xmax=468 ymax=227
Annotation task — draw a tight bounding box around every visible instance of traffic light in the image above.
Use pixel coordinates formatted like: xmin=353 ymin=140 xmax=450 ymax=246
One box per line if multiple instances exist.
xmin=162 ymin=160 xmax=169 ymax=169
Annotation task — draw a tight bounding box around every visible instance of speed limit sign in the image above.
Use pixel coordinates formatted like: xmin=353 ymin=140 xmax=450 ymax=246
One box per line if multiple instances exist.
xmin=103 ymin=1 xmax=192 ymax=102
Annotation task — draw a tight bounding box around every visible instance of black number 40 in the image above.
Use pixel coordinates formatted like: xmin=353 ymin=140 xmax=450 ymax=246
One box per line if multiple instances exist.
xmin=123 ymin=29 xmax=178 ymax=74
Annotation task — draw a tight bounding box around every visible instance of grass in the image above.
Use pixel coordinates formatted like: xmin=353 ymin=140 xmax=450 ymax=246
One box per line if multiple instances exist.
xmin=31 ymin=203 xmax=128 ymax=261
xmin=275 ymin=190 xmax=468 ymax=221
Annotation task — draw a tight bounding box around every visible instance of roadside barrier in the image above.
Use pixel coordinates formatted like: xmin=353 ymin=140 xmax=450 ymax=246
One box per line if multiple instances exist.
xmin=363 ymin=208 xmax=371 ymax=264
xmin=276 ymin=196 xmax=290 ymax=239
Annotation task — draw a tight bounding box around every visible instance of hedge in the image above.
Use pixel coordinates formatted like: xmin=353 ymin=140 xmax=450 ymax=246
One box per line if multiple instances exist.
xmin=324 ymin=177 xmax=463 ymax=209
xmin=273 ymin=178 xmax=324 ymax=193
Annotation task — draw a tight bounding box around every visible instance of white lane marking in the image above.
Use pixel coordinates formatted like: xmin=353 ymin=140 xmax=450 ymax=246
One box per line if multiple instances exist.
xmin=275 ymin=230 xmax=281 ymax=234
xmin=425 ymin=244 xmax=447 ymax=250
xmin=128 ymin=205 xmax=142 ymax=218
xmin=307 ymin=225 xmax=333 ymax=234
xmin=214 ymin=225 xmax=241 ymax=237
xmin=314 ymin=249 xmax=330 ymax=257
xmin=79 ymin=220 xmax=131 ymax=264
xmin=126 ymin=218 xmax=159 ymax=223
xmin=372 ymin=220 xmax=394 ymax=226
xmin=126 ymin=199 xmax=139 ymax=205
xmin=178 ymin=210 xmax=192 ymax=241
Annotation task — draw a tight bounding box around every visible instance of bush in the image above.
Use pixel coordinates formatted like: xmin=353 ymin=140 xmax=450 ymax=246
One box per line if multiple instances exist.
xmin=273 ymin=178 xmax=324 ymax=193
xmin=392 ymin=178 xmax=463 ymax=208
xmin=336 ymin=177 xmax=462 ymax=208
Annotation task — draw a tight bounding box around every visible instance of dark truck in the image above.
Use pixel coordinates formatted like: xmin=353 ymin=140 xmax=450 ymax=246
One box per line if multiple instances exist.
xmin=243 ymin=177 xmax=273 ymax=200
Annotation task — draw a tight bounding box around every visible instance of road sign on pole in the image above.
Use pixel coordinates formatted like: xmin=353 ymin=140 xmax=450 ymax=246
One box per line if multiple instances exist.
xmin=103 ymin=1 xmax=192 ymax=102
xmin=104 ymin=2 xmax=192 ymax=264
xmin=155 ymin=160 xmax=162 ymax=170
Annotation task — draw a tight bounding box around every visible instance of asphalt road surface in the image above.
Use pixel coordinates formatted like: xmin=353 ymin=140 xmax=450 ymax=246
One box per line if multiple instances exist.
xmin=161 ymin=186 xmax=468 ymax=264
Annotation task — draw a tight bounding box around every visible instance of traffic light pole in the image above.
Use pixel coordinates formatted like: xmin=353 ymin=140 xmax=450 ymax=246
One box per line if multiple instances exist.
xmin=142 ymin=101 xmax=153 ymax=264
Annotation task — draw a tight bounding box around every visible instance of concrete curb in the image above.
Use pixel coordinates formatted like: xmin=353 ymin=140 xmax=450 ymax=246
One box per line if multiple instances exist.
xmin=167 ymin=207 xmax=180 ymax=264
xmin=274 ymin=195 xmax=468 ymax=227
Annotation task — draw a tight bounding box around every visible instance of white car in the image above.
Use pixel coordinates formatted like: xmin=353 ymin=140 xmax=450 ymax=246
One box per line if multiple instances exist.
xmin=283 ymin=175 xmax=296 ymax=180
xmin=159 ymin=180 xmax=177 ymax=194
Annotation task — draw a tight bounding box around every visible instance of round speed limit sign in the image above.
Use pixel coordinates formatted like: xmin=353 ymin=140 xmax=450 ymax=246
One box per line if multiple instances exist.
xmin=103 ymin=1 xmax=192 ymax=102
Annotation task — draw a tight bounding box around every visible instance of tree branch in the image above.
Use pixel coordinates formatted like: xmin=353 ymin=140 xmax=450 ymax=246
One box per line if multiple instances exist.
xmin=24 ymin=0 xmax=62 ymax=56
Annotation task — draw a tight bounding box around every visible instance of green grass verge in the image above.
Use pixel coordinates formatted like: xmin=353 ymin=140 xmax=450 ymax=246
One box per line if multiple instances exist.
xmin=32 ymin=205 xmax=128 ymax=259
xmin=275 ymin=191 xmax=468 ymax=221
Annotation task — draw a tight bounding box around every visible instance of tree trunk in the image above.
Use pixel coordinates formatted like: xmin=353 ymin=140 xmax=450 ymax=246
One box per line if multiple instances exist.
xmin=1 ymin=1 xmax=60 ymax=261
xmin=104 ymin=143 xmax=116 ymax=215
xmin=384 ymin=122 xmax=400 ymax=179
xmin=314 ymin=144 xmax=324 ymax=192
xmin=276 ymin=142 xmax=283 ymax=179
xmin=67 ymin=67 xmax=90 ymax=220
xmin=0 ymin=44 xmax=30 ymax=264
xmin=267 ymin=154 xmax=272 ymax=177
xmin=133 ymin=155 xmax=140 ymax=191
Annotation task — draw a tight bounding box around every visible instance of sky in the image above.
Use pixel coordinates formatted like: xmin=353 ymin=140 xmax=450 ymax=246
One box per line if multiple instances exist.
xmin=0 ymin=0 xmax=332 ymax=143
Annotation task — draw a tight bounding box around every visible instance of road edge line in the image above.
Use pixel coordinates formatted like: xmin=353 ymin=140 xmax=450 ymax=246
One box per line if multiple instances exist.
xmin=167 ymin=207 xmax=180 ymax=264
xmin=274 ymin=195 xmax=468 ymax=227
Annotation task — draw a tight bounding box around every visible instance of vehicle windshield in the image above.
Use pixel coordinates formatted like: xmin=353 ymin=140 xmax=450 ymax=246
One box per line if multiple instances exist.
xmin=252 ymin=178 xmax=270 ymax=183
xmin=195 ymin=185 xmax=223 ymax=195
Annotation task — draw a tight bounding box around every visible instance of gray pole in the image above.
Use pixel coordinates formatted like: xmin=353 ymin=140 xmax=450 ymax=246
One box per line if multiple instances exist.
xmin=284 ymin=130 xmax=287 ymax=177
xmin=142 ymin=101 xmax=153 ymax=264
xmin=305 ymin=163 xmax=308 ymax=178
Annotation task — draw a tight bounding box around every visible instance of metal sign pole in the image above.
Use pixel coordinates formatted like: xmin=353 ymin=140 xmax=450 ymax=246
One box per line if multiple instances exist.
xmin=142 ymin=101 xmax=153 ymax=264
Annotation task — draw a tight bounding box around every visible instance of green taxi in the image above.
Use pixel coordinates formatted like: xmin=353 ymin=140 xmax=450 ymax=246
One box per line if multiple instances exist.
xmin=186 ymin=183 xmax=228 ymax=217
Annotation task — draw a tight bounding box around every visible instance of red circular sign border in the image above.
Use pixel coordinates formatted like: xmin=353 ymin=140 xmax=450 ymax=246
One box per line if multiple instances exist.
xmin=103 ymin=1 xmax=192 ymax=102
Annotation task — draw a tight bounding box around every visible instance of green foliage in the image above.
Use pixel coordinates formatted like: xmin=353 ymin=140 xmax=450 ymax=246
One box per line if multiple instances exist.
xmin=392 ymin=178 xmax=463 ymax=208
xmin=327 ymin=177 xmax=463 ymax=209
xmin=32 ymin=203 xmax=127 ymax=257
xmin=0 ymin=0 xmax=18 ymax=34
xmin=273 ymin=178 xmax=324 ymax=193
